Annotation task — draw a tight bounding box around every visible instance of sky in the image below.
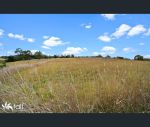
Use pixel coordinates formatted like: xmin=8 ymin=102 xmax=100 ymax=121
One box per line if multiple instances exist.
xmin=0 ymin=14 xmax=150 ymax=59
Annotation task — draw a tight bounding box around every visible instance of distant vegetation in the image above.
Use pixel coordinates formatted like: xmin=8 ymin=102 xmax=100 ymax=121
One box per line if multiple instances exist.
xmin=1 ymin=48 xmax=75 ymax=63
xmin=0 ymin=48 xmax=149 ymax=68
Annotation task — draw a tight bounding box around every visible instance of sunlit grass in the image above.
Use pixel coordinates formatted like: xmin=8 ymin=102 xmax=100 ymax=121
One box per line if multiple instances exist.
xmin=0 ymin=58 xmax=150 ymax=113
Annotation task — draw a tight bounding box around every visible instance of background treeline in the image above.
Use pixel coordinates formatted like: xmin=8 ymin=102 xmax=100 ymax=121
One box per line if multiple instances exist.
xmin=1 ymin=48 xmax=76 ymax=62
xmin=0 ymin=48 xmax=150 ymax=68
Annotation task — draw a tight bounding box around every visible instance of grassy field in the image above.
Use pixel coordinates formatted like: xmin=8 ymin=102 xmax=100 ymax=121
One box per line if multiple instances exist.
xmin=0 ymin=58 xmax=150 ymax=113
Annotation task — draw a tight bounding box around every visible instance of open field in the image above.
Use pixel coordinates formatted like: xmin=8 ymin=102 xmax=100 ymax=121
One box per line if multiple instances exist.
xmin=0 ymin=58 xmax=150 ymax=113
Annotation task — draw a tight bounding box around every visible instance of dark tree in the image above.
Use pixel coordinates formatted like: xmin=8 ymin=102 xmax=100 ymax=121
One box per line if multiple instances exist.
xmin=105 ymin=55 xmax=111 ymax=59
xmin=116 ymin=56 xmax=124 ymax=59
xmin=34 ymin=51 xmax=43 ymax=59
xmin=134 ymin=55 xmax=143 ymax=60
xmin=15 ymin=48 xmax=23 ymax=55
xmin=96 ymin=55 xmax=103 ymax=58
xmin=71 ymin=54 xmax=75 ymax=58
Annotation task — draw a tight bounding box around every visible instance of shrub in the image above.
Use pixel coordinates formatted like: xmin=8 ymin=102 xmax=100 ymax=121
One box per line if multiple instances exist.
xmin=0 ymin=58 xmax=6 ymax=68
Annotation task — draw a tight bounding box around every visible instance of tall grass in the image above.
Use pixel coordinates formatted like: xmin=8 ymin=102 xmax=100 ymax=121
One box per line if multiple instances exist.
xmin=0 ymin=58 xmax=150 ymax=113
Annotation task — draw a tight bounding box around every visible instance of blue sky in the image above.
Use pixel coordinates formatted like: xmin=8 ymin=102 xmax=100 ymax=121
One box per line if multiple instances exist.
xmin=0 ymin=14 xmax=150 ymax=59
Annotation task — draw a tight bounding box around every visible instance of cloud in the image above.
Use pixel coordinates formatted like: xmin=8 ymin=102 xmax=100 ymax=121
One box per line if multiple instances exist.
xmin=98 ymin=34 xmax=111 ymax=42
xmin=101 ymin=46 xmax=116 ymax=54
xmin=43 ymin=36 xmax=64 ymax=47
xmin=144 ymin=55 xmax=150 ymax=59
xmin=128 ymin=25 xmax=146 ymax=36
xmin=7 ymin=51 xmax=15 ymax=56
xmin=144 ymin=28 xmax=150 ymax=36
xmin=112 ymin=24 xmax=131 ymax=38
xmin=98 ymin=24 xmax=148 ymax=43
xmin=27 ymin=38 xmax=35 ymax=43
xmin=8 ymin=33 xmax=35 ymax=43
xmin=8 ymin=33 xmax=25 ymax=40
xmin=123 ymin=47 xmax=135 ymax=53
xmin=0 ymin=29 xmax=4 ymax=37
xmin=41 ymin=45 xmax=51 ymax=49
xmin=101 ymin=14 xmax=117 ymax=20
xmin=93 ymin=46 xmax=116 ymax=56
xmin=98 ymin=24 xmax=131 ymax=42
xmin=30 ymin=50 xmax=39 ymax=55
xmin=139 ymin=42 xmax=144 ymax=46
xmin=62 ymin=47 xmax=87 ymax=55
xmin=81 ymin=23 xmax=92 ymax=29
xmin=93 ymin=52 xmax=100 ymax=55
xmin=43 ymin=36 xmax=49 ymax=39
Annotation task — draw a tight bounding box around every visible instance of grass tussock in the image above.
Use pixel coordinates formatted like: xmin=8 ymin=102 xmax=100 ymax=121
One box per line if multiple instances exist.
xmin=0 ymin=58 xmax=150 ymax=113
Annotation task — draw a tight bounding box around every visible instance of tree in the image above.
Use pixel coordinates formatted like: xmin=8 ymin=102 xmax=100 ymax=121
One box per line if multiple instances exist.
xmin=53 ymin=55 xmax=58 ymax=58
xmin=96 ymin=55 xmax=103 ymax=58
xmin=105 ymin=55 xmax=111 ymax=59
xmin=34 ymin=51 xmax=43 ymax=59
xmin=116 ymin=56 xmax=124 ymax=59
xmin=15 ymin=48 xmax=23 ymax=55
xmin=71 ymin=54 xmax=74 ymax=58
xmin=6 ymin=56 xmax=16 ymax=62
xmin=23 ymin=50 xmax=32 ymax=60
xmin=134 ymin=55 xmax=143 ymax=60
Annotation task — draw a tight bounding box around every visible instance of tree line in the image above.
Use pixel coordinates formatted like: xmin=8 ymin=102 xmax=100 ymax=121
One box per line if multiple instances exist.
xmin=1 ymin=48 xmax=75 ymax=62
xmin=0 ymin=48 xmax=150 ymax=63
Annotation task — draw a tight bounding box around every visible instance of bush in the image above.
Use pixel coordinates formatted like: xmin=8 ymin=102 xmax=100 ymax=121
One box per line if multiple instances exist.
xmin=0 ymin=58 xmax=6 ymax=68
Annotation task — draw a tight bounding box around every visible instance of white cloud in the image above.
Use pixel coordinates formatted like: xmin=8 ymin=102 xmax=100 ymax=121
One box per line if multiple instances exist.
xmin=81 ymin=23 xmax=92 ymax=29
xmin=43 ymin=36 xmax=49 ymax=39
xmin=98 ymin=34 xmax=111 ymax=42
xmin=43 ymin=36 xmax=64 ymax=47
xmin=123 ymin=47 xmax=135 ymax=53
xmin=27 ymin=38 xmax=35 ymax=43
xmin=144 ymin=55 xmax=150 ymax=59
xmin=144 ymin=28 xmax=150 ymax=36
xmin=112 ymin=24 xmax=131 ymax=38
xmin=93 ymin=51 xmax=106 ymax=56
xmin=101 ymin=14 xmax=117 ymax=20
xmin=128 ymin=25 xmax=146 ymax=36
xmin=8 ymin=33 xmax=35 ymax=43
xmin=0 ymin=29 xmax=4 ymax=37
xmin=97 ymin=24 xmax=148 ymax=43
xmin=85 ymin=25 xmax=92 ymax=29
xmin=139 ymin=42 xmax=144 ymax=46
xmin=8 ymin=33 xmax=25 ymax=40
xmin=93 ymin=52 xmax=100 ymax=55
xmin=101 ymin=46 xmax=116 ymax=54
xmin=41 ymin=45 xmax=51 ymax=49
xmin=30 ymin=50 xmax=39 ymax=55
xmin=7 ymin=51 xmax=15 ymax=56
xmin=62 ymin=47 xmax=87 ymax=55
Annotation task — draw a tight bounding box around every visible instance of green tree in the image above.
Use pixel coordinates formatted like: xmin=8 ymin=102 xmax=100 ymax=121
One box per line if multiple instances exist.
xmin=134 ymin=55 xmax=143 ymax=60
xmin=71 ymin=54 xmax=75 ymax=58
xmin=15 ymin=48 xmax=23 ymax=55
xmin=34 ymin=51 xmax=43 ymax=59
xmin=23 ymin=50 xmax=32 ymax=60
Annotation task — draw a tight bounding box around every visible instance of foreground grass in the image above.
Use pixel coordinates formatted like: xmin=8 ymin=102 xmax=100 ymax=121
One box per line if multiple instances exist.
xmin=0 ymin=58 xmax=150 ymax=113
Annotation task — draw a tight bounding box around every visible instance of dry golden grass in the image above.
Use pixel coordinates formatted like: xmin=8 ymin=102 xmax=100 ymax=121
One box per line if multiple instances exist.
xmin=0 ymin=58 xmax=150 ymax=113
